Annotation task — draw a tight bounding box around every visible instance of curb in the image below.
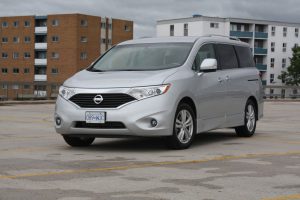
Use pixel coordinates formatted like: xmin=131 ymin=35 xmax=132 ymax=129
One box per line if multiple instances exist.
xmin=0 ymin=100 xmax=56 ymax=105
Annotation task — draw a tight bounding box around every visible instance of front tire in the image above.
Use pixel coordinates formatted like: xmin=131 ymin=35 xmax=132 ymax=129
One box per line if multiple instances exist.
xmin=235 ymin=100 xmax=257 ymax=137
xmin=166 ymin=103 xmax=196 ymax=150
xmin=63 ymin=135 xmax=95 ymax=147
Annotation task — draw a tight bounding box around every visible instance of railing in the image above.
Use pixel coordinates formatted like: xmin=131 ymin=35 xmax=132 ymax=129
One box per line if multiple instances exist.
xmin=254 ymin=47 xmax=268 ymax=55
xmin=256 ymin=63 xmax=267 ymax=71
xmin=264 ymin=86 xmax=300 ymax=99
xmin=230 ymin=31 xmax=253 ymax=38
xmin=255 ymin=32 xmax=268 ymax=39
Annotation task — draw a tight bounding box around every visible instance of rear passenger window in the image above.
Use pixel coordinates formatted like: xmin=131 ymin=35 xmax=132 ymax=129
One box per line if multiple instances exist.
xmin=192 ymin=44 xmax=216 ymax=71
xmin=234 ymin=46 xmax=255 ymax=68
xmin=216 ymin=44 xmax=239 ymax=69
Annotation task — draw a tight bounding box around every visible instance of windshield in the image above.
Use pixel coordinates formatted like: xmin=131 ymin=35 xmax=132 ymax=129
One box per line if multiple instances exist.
xmin=89 ymin=43 xmax=193 ymax=71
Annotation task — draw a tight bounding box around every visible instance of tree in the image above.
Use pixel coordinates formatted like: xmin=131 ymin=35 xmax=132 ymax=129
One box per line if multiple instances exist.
xmin=278 ymin=46 xmax=300 ymax=86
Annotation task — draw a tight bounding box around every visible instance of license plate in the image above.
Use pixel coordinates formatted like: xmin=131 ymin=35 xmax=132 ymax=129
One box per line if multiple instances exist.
xmin=85 ymin=112 xmax=106 ymax=123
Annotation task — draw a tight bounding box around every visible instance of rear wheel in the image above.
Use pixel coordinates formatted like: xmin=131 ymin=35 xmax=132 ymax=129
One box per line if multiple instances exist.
xmin=63 ymin=135 xmax=95 ymax=147
xmin=235 ymin=100 xmax=257 ymax=137
xmin=166 ymin=103 xmax=196 ymax=150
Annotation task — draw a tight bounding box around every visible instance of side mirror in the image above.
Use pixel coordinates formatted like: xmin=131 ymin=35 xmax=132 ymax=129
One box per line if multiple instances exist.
xmin=200 ymin=58 xmax=217 ymax=71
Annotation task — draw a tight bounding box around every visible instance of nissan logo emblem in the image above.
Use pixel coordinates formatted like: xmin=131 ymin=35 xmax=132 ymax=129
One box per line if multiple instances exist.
xmin=93 ymin=94 xmax=103 ymax=104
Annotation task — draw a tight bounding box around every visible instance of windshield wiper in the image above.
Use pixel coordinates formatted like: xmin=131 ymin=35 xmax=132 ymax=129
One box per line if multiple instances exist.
xmin=88 ymin=68 xmax=105 ymax=72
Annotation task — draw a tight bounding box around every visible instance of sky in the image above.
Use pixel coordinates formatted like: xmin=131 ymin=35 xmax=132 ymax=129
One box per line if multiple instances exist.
xmin=0 ymin=0 xmax=299 ymax=38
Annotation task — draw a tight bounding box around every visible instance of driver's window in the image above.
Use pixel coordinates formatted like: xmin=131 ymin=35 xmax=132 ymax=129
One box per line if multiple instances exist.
xmin=192 ymin=44 xmax=216 ymax=71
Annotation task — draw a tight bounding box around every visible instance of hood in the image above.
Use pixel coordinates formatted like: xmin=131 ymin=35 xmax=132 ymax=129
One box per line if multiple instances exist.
xmin=63 ymin=68 xmax=178 ymax=88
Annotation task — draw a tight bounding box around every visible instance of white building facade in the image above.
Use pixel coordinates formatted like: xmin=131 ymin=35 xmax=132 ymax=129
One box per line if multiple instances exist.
xmin=157 ymin=16 xmax=300 ymax=96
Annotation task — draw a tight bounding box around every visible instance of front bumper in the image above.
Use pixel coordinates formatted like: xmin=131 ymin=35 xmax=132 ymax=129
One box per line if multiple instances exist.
xmin=54 ymin=92 xmax=176 ymax=137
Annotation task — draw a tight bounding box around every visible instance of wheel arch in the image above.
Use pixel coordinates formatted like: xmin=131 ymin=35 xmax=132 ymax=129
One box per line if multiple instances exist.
xmin=178 ymin=96 xmax=197 ymax=119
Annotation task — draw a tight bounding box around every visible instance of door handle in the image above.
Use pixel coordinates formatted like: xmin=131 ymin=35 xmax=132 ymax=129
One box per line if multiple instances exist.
xmin=225 ymin=75 xmax=230 ymax=81
xmin=218 ymin=77 xmax=223 ymax=83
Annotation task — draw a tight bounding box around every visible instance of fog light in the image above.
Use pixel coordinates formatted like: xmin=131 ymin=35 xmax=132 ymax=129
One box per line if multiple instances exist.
xmin=55 ymin=117 xmax=62 ymax=126
xmin=150 ymin=119 xmax=158 ymax=127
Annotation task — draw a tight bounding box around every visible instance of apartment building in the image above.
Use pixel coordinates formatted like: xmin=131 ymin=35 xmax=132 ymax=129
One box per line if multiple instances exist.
xmin=0 ymin=13 xmax=133 ymax=100
xmin=157 ymin=15 xmax=300 ymax=96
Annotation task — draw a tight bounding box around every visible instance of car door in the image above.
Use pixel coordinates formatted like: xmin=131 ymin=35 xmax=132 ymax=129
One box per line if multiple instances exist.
xmin=194 ymin=43 xmax=227 ymax=132
xmin=215 ymin=44 xmax=244 ymax=126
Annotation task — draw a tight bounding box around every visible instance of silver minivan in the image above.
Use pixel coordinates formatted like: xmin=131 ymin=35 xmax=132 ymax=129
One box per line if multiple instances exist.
xmin=55 ymin=36 xmax=264 ymax=149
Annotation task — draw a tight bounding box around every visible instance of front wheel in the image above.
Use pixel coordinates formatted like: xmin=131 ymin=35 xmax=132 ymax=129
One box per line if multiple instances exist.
xmin=166 ymin=103 xmax=196 ymax=150
xmin=235 ymin=100 xmax=257 ymax=137
xmin=63 ymin=135 xmax=95 ymax=147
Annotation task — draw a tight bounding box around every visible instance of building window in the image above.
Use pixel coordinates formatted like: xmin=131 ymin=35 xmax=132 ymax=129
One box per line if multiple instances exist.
xmin=13 ymin=52 xmax=19 ymax=59
xmin=1 ymin=68 xmax=8 ymax=74
xmin=282 ymin=58 xmax=286 ymax=68
xmin=107 ymin=39 xmax=112 ymax=44
xmin=2 ymin=37 xmax=8 ymax=43
xmin=2 ymin=52 xmax=8 ymax=59
xmin=52 ymin=19 xmax=59 ymax=26
xmin=24 ymin=20 xmax=30 ymax=27
xmin=80 ymin=52 xmax=87 ymax=60
xmin=51 ymin=85 xmax=58 ymax=91
xmin=13 ymin=37 xmax=20 ymax=43
xmin=24 ymin=36 xmax=31 ymax=43
xmin=271 ymin=26 xmax=276 ymax=36
xmin=80 ymin=19 xmax=88 ymax=27
xmin=282 ymin=43 xmax=287 ymax=52
xmin=101 ymin=38 xmax=106 ymax=43
xmin=13 ymin=21 xmax=19 ymax=27
xmin=295 ymin=28 xmax=299 ymax=37
xmin=170 ymin=25 xmax=174 ymax=36
xmin=101 ymin=22 xmax=106 ymax=29
xmin=210 ymin=23 xmax=219 ymax=28
xmin=283 ymin=27 xmax=287 ymax=37
xmin=2 ymin=21 xmax=8 ymax=28
xmin=124 ymin=25 xmax=130 ymax=31
xmin=52 ymin=36 xmax=59 ymax=42
xmin=184 ymin=23 xmax=188 ymax=36
xmin=1 ymin=84 xmax=8 ymax=89
xmin=51 ymin=68 xmax=58 ymax=74
xmin=24 ymin=68 xmax=30 ymax=74
xmin=81 ymin=36 xmax=88 ymax=43
xmin=295 ymin=43 xmax=299 ymax=48
xmin=52 ymin=52 xmax=59 ymax=59
xmin=270 ymin=74 xmax=274 ymax=83
xmin=108 ymin=23 xmax=112 ymax=30
xmin=270 ymin=88 xmax=274 ymax=94
xmin=24 ymin=52 xmax=31 ymax=58
xmin=270 ymin=58 xmax=275 ymax=68
xmin=12 ymin=84 xmax=19 ymax=90
xmin=271 ymin=42 xmax=275 ymax=52
xmin=23 ymin=84 xmax=31 ymax=89
xmin=13 ymin=68 xmax=19 ymax=74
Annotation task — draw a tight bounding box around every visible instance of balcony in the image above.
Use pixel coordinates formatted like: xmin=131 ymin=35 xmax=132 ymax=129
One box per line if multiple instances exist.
xmin=35 ymin=43 xmax=47 ymax=50
xmin=34 ymin=75 xmax=47 ymax=81
xmin=256 ymin=63 xmax=267 ymax=71
xmin=254 ymin=48 xmax=268 ymax=55
xmin=255 ymin=32 xmax=268 ymax=39
xmin=230 ymin=31 xmax=253 ymax=38
xmin=35 ymin=27 xmax=47 ymax=34
xmin=34 ymin=59 xmax=47 ymax=65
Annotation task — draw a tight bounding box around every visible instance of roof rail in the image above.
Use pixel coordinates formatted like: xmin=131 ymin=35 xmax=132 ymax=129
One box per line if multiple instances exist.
xmin=204 ymin=34 xmax=241 ymax=41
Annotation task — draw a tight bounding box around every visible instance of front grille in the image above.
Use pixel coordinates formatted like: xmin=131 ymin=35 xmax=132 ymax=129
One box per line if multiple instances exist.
xmin=69 ymin=93 xmax=136 ymax=108
xmin=75 ymin=121 xmax=126 ymax=129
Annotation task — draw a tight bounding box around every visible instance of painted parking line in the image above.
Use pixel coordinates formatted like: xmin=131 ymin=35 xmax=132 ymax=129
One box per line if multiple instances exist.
xmin=261 ymin=194 xmax=300 ymax=200
xmin=0 ymin=151 xmax=300 ymax=180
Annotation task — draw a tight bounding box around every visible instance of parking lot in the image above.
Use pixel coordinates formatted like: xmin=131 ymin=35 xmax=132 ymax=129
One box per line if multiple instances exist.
xmin=0 ymin=101 xmax=300 ymax=200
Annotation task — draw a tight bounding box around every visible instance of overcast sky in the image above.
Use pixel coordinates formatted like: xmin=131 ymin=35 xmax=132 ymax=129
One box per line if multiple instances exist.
xmin=0 ymin=0 xmax=299 ymax=38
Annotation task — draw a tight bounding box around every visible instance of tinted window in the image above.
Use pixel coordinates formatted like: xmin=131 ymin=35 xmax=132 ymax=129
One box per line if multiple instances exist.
xmin=234 ymin=46 xmax=255 ymax=68
xmin=216 ymin=44 xmax=239 ymax=69
xmin=192 ymin=44 xmax=216 ymax=71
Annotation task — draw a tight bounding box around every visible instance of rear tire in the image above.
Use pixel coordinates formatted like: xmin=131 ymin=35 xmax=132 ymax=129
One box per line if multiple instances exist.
xmin=166 ymin=103 xmax=196 ymax=150
xmin=63 ymin=135 xmax=95 ymax=147
xmin=235 ymin=100 xmax=257 ymax=137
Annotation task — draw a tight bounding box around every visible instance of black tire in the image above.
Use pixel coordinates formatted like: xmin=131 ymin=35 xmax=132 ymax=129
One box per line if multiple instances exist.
xmin=235 ymin=99 xmax=257 ymax=137
xmin=63 ymin=135 xmax=95 ymax=147
xmin=166 ymin=103 xmax=196 ymax=150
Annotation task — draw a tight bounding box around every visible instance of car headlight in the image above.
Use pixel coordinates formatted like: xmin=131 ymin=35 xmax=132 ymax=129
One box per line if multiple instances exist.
xmin=59 ymin=86 xmax=76 ymax=100
xmin=128 ymin=84 xmax=170 ymax=100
